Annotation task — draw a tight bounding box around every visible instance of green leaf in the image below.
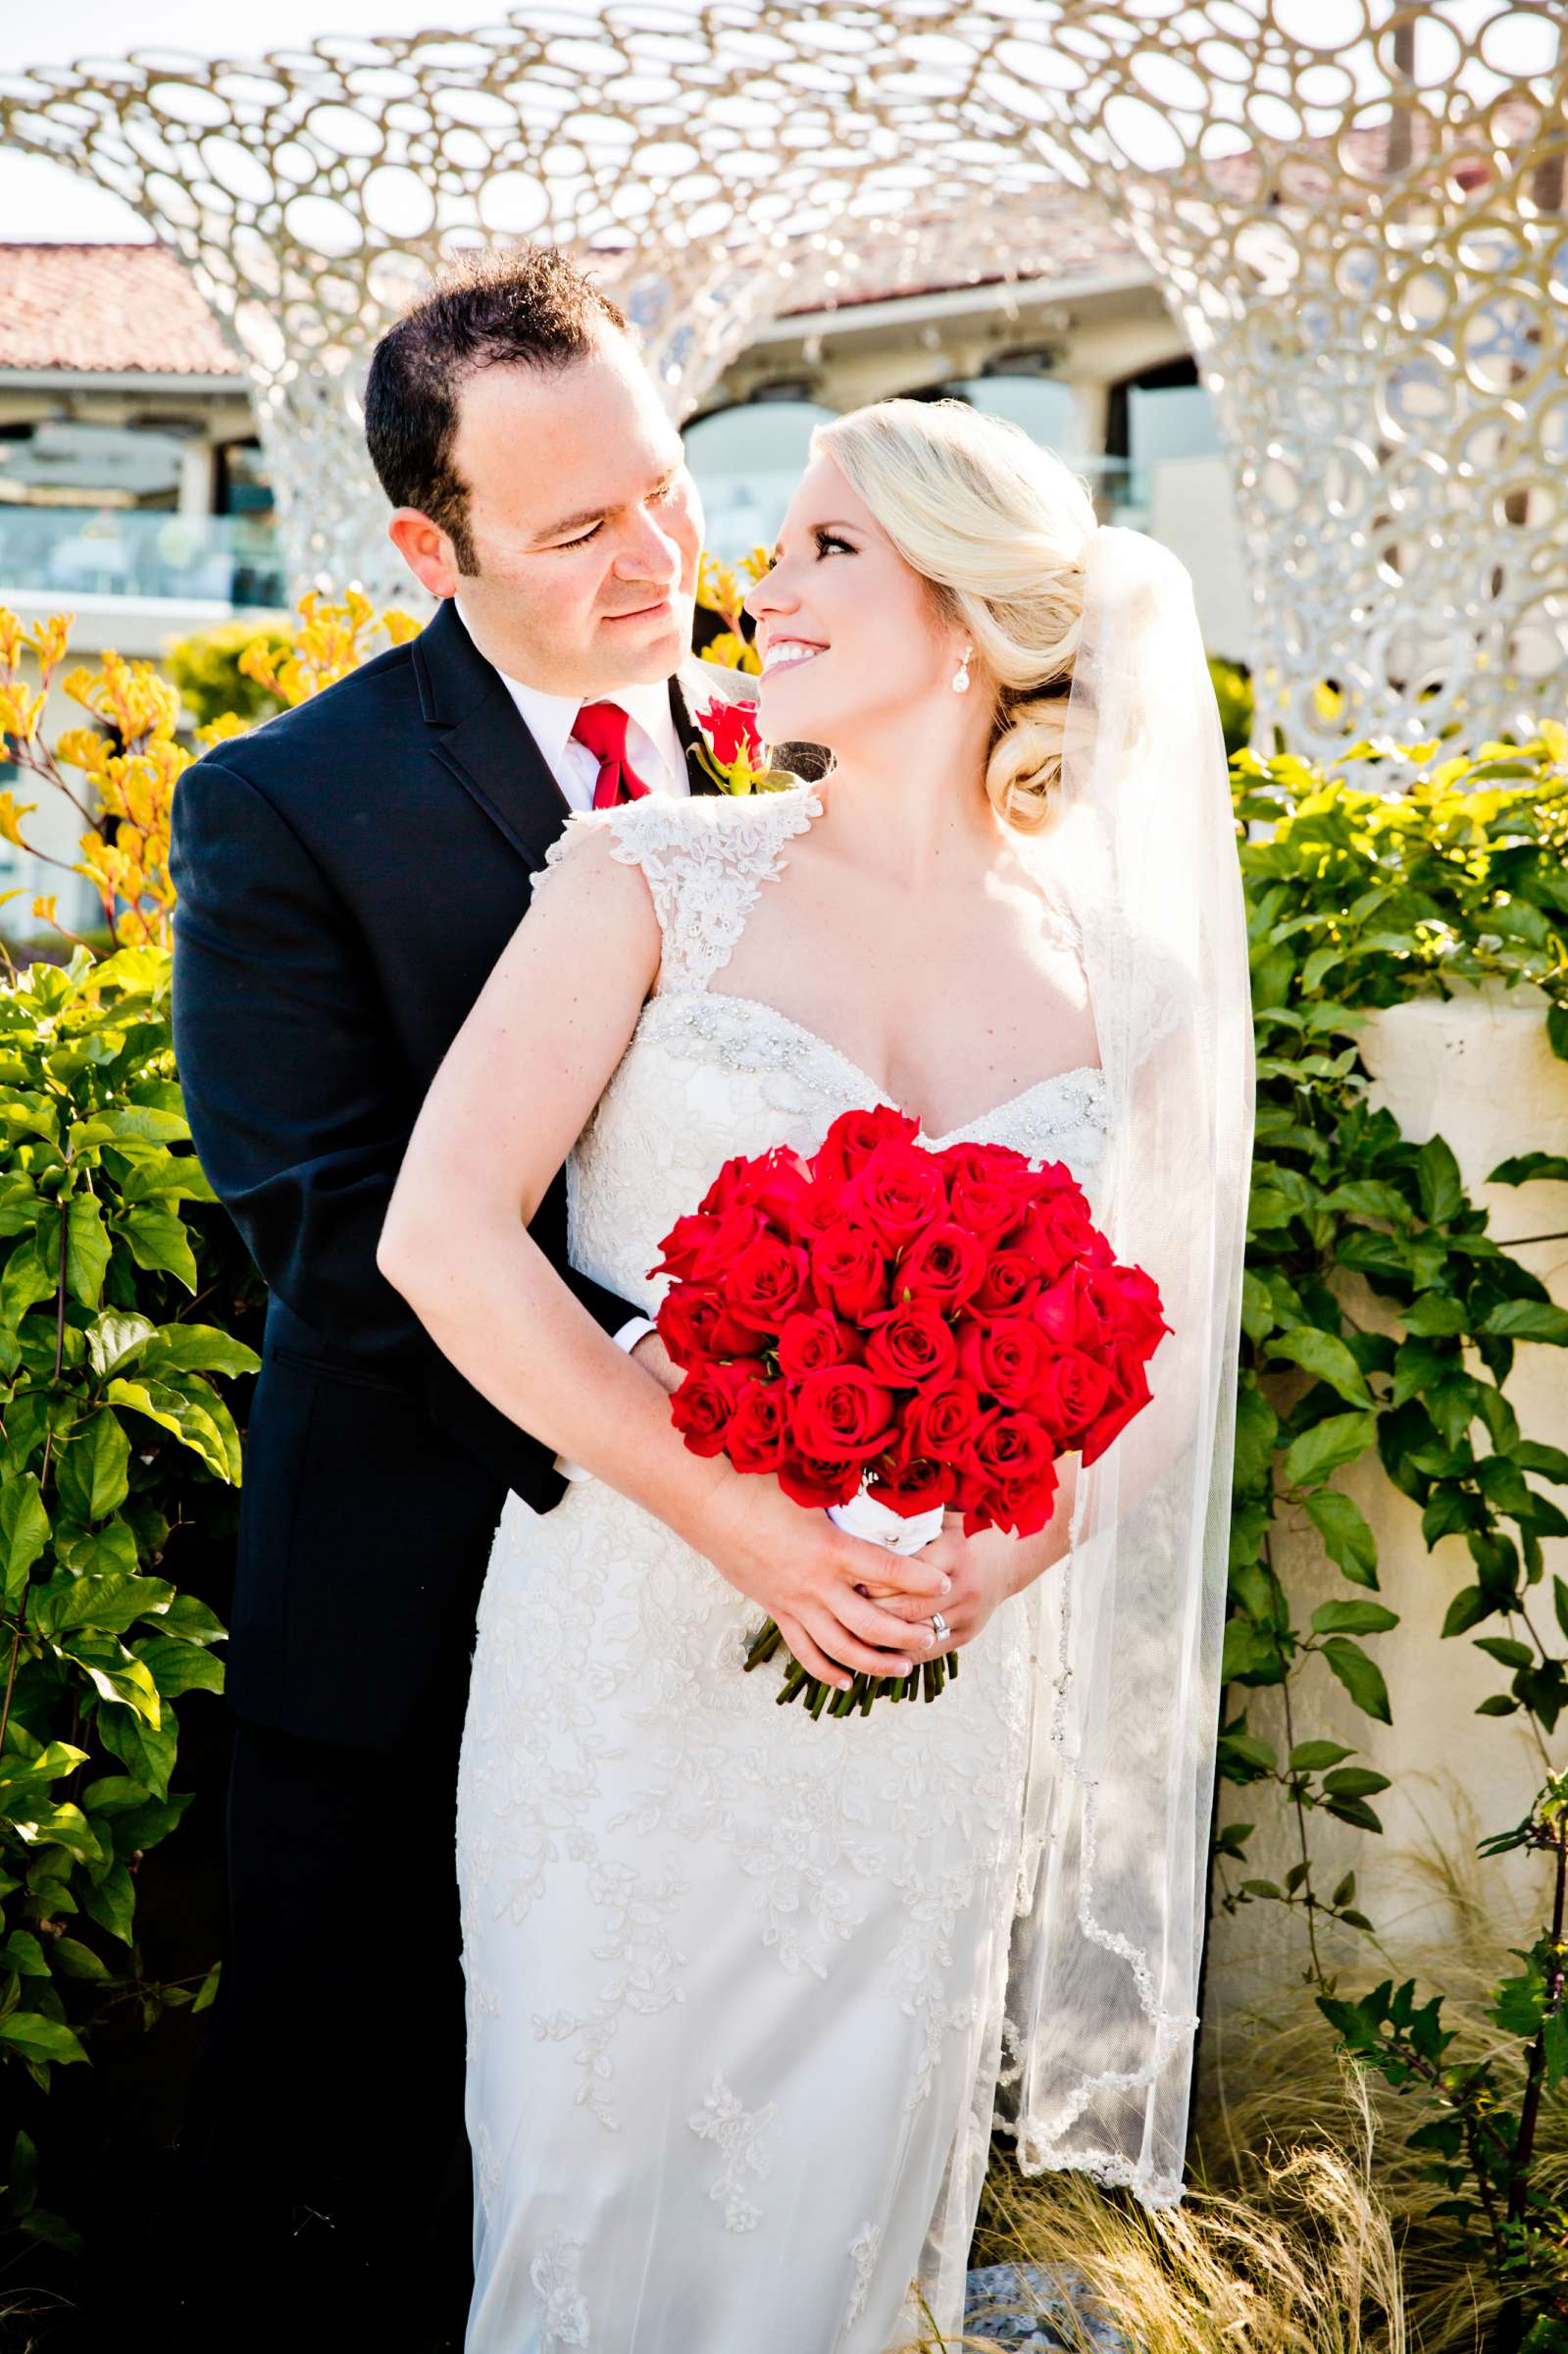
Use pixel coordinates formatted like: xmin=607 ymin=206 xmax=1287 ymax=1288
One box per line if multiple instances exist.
xmin=1232 ymin=1383 xmax=1280 ymax=1492
xmin=1442 ymin=1585 xmax=1495 ymax=1638
xmin=0 ymin=2014 xmax=87 ymax=2066
xmin=94 ymin=1704 xmax=177 ymax=1802
xmin=118 ymin=1207 xmax=198 ymax=1294
xmin=53 ymin=1409 xmax=130 ymax=1526
xmin=1514 ymin=1441 xmax=1568 ymax=1483
xmin=49 ymin=1937 xmax=110 ymax=1982
xmin=1403 ymin=1293 xmax=1469 ymax=1337
xmin=0 ymin=1930 xmax=49 ymax=1976
xmin=1310 ymin=1600 xmax=1399 ymax=1637
xmin=79 ymin=1858 xmax=134 ymax=1945
xmin=133 ymin=1323 xmax=261 ymax=1381
xmin=1266 ymin=1327 xmax=1372 ymax=1407
xmin=1549 ymin=1000 xmax=1568 ymax=1063
xmin=1322 ymin=1766 xmax=1391 ymax=1799
xmin=1488 ymin=1151 xmax=1568 ymax=1186
xmin=1289 ymin=1741 xmax=1354 ymax=1770
xmin=133 ymin=1634 xmax=225 ymax=1699
xmin=1555 ymin=1575 xmax=1568 ymax=1644
xmin=1321 ymin=1636 xmax=1392 ymax=1723
xmin=1321 ymin=1179 xmax=1412 ymax=1223
xmin=64 ymin=1193 xmax=110 ymax=1310
xmin=1416 ymin=1137 xmax=1463 ymax=1226
xmin=1222 ymin=1618 xmax=1280 ymax=1683
xmin=0 ymin=1234 xmax=56 ymax=1324
xmin=1480 ymin=1300 xmax=1568 ymax=1346
xmin=0 ymin=1474 xmax=50 ymax=1603
xmin=1302 ymin=1490 xmax=1379 ymax=1585
xmin=105 ymin=1378 xmax=230 ymax=1481
xmin=1473 ymin=1635 xmax=1534 ymax=1670
xmin=85 ymin=1311 xmax=156 ymax=1379
xmin=1284 ymin=1411 xmax=1377 ymax=1489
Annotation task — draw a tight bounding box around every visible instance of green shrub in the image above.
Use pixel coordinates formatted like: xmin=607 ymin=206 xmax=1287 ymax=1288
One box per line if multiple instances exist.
xmin=1208 ymin=654 xmax=1253 ymax=757
xmin=162 ymin=619 xmax=288 ymax=731
xmin=0 ymin=945 xmax=258 ymax=2251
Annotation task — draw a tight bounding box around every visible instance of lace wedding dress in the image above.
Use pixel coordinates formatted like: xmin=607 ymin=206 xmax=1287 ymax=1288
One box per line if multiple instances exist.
xmin=456 ymin=786 xmax=1111 ymax=2353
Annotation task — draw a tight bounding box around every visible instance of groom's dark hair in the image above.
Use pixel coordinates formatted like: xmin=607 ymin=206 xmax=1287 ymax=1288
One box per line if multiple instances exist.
xmin=365 ymin=244 xmax=628 ymax=572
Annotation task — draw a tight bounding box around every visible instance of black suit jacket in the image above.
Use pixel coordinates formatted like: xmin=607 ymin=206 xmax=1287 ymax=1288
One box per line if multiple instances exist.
xmin=170 ymin=598 xmax=747 ymax=1748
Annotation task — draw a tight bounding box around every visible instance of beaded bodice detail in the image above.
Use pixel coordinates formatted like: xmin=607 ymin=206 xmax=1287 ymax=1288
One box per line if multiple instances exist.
xmin=537 ymin=785 xmax=1112 ymax=1318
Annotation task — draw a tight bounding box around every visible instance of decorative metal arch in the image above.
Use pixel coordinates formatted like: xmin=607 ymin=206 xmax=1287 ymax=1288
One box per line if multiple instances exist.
xmin=2 ymin=3 xmax=1563 ymax=749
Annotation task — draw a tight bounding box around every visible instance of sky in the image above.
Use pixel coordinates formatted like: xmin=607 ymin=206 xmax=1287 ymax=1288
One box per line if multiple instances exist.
xmin=0 ymin=0 xmax=1544 ymax=246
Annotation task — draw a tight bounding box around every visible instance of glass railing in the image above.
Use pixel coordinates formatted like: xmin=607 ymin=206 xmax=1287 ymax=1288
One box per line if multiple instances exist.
xmin=0 ymin=506 xmax=286 ymax=610
xmin=690 ymin=452 xmax=1152 ymax=565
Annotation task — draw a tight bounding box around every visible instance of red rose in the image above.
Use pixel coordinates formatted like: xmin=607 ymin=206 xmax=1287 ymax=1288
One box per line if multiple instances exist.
xmin=669 ymin=1359 xmax=756 ymax=1457
xmin=905 ymin=1377 xmax=986 ymax=1466
xmin=655 ymin=1286 xmax=759 ymax=1369
xmin=957 ymin=1316 xmax=1050 ymax=1409
xmin=726 ymin=1377 xmax=791 ymax=1473
xmin=797 ymin=1182 xmax=853 ymax=1241
xmin=790 ymin=1366 xmax=898 ymax=1461
xmin=967 ymin=1411 xmax=1060 ymax=1537
xmin=652 ymin=1204 xmax=762 ymax=1284
xmin=895 ymin=1222 xmax=986 ymax=1312
xmin=1017 ymin=1187 xmax=1097 ymax=1280
xmin=810 ymin=1222 xmax=889 ymax=1321
xmin=812 ymin=1105 xmax=922 ymax=1185
xmin=1081 ymin=1354 xmax=1154 ymax=1468
xmin=1097 ymin=1262 xmax=1170 ymax=1354
xmin=867 ymin=1442 xmax=954 ymax=1518
xmin=696 ymin=698 xmax=762 ymax=768
xmin=861 ymin=1303 xmax=959 ymax=1390
xmin=942 ymin=1142 xmax=1034 ymax=1239
xmin=968 ymin=1247 xmax=1042 ymax=1321
xmin=776 ymin=1310 xmax=860 ymax=1382
xmin=778 ymin=1451 xmax=863 ymax=1510
xmin=1032 ymin=1263 xmax=1110 ymax=1354
xmin=725 ymin=1232 xmax=812 ymax=1334
xmin=842 ymin=1145 xmax=948 ymax=1252
xmin=1030 ymin=1347 xmax=1113 ymax=1444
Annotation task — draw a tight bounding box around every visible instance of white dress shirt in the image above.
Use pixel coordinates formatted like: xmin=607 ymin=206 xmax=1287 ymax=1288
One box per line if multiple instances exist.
xmin=454 ymin=597 xmax=689 ymax=812
xmin=450 ymin=600 xmax=673 ymax=1428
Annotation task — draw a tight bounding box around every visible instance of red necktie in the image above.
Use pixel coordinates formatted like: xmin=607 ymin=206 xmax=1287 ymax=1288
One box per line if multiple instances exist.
xmin=570 ymin=701 xmax=653 ymax=808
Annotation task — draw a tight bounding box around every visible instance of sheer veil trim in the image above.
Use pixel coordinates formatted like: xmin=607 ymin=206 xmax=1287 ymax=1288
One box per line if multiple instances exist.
xmin=995 ymin=524 xmax=1254 ymax=2209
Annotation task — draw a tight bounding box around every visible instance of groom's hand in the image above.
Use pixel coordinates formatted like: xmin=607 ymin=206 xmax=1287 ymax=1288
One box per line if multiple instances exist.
xmin=689 ymin=1468 xmax=952 ymax=1694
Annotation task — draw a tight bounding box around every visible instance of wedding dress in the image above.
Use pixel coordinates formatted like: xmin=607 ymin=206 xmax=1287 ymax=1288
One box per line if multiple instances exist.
xmin=455 ymin=784 xmax=1112 ymax=2352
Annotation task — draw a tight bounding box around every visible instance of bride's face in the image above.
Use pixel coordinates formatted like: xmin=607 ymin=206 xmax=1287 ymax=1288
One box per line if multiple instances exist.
xmin=745 ymin=456 xmax=962 ymax=751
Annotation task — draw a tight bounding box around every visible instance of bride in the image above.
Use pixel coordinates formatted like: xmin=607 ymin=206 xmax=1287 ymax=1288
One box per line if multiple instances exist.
xmin=379 ymin=397 xmax=1252 ymax=2351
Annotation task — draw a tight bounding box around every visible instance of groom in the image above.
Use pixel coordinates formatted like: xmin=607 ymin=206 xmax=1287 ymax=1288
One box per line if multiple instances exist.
xmin=169 ymin=245 xmax=763 ymax=2340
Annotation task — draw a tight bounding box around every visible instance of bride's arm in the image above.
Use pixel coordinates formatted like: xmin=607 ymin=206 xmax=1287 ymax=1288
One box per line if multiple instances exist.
xmin=378 ymin=828 xmax=950 ymax=1691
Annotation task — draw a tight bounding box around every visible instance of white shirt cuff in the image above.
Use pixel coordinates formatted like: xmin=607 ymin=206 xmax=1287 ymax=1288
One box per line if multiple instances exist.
xmin=554 ymin=1315 xmax=658 ymax=1483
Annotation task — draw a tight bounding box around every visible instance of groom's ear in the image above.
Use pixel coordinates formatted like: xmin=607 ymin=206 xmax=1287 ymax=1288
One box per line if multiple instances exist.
xmin=387 ymin=508 xmax=462 ymax=600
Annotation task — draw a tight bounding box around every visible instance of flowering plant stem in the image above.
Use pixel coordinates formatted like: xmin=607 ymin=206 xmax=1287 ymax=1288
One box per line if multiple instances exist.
xmin=742 ymin=1613 xmax=958 ymax=1717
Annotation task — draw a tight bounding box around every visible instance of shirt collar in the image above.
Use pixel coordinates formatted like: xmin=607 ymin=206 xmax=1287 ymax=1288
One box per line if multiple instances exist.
xmin=453 ymin=596 xmax=681 ymax=775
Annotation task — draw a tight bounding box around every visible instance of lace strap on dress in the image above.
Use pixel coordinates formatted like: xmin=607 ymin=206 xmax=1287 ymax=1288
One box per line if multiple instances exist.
xmin=535 ymin=789 xmax=823 ymax=994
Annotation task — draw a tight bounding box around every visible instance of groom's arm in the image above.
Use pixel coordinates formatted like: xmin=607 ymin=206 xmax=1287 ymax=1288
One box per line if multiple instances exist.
xmin=170 ymin=749 xmax=644 ymax=1499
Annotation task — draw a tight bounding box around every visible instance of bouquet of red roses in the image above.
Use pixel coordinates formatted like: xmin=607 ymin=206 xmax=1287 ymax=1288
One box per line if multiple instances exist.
xmin=651 ymin=1105 xmax=1170 ymax=1721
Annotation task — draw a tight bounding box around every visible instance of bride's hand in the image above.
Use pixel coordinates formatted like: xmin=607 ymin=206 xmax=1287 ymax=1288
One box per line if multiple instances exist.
xmin=865 ymin=1487 xmax=1075 ymax=1656
xmin=696 ymin=1464 xmax=955 ymax=1694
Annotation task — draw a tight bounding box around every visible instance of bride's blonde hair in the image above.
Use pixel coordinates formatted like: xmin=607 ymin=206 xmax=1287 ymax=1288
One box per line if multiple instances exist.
xmin=810 ymin=398 xmax=1097 ymax=835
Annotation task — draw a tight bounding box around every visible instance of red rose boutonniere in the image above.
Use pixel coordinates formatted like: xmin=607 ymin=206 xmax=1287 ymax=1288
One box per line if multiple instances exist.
xmin=693 ymin=696 xmax=794 ymax=795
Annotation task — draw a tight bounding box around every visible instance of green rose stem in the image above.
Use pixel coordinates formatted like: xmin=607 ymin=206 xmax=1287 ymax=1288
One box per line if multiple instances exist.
xmin=744 ymin=1606 xmax=959 ymax=1718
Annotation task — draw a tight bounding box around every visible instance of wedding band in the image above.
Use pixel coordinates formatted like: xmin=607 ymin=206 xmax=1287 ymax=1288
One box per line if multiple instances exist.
xmin=930 ymin=1612 xmax=951 ymax=1643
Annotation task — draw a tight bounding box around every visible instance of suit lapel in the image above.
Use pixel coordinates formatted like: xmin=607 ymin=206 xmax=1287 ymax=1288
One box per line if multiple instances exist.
xmin=415 ymin=601 xmax=571 ymax=869
xmin=671 ymin=665 xmax=719 ymax=799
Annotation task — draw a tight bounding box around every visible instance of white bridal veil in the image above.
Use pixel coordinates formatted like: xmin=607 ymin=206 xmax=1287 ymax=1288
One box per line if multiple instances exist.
xmin=998 ymin=524 xmax=1255 ymax=2206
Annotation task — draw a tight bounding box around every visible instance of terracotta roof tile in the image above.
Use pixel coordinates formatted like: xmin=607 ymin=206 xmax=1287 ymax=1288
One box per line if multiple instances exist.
xmin=0 ymin=242 xmax=239 ymax=378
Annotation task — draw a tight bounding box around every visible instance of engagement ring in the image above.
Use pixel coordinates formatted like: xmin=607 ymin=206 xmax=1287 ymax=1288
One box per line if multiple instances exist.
xmin=930 ymin=1612 xmax=951 ymax=1643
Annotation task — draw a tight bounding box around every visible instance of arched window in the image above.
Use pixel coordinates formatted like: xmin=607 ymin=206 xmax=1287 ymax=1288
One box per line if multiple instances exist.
xmin=940 ymin=374 xmax=1078 ymax=454
xmin=1105 ymin=357 xmax=1220 ymax=522
xmin=682 ymin=397 xmax=838 ymax=566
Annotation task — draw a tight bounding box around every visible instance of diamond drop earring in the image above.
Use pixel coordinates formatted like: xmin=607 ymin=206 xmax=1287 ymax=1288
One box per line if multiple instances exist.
xmin=951 ymin=644 xmax=973 ymax=694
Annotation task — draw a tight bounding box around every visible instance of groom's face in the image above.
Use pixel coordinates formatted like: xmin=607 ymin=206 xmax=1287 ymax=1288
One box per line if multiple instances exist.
xmin=427 ymin=329 xmax=702 ymax=694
